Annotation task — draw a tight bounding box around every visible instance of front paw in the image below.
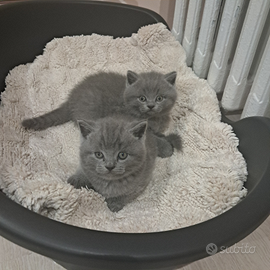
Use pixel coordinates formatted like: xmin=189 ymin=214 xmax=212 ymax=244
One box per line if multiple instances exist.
xmin=158 ymin=143 xmax=174 ymax=158
xmin=68 ymin=174 xmax=87 ymax=189
xmin=105 ymin=198 xmax=125 ymax=212
xmin=166 ymin=133 xmax=182 ymax=151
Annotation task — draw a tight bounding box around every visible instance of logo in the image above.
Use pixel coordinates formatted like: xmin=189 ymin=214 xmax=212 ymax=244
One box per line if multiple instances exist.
xmin=206 ymin=243 xmax=218 ymax=255
xmin=205 ymin=242 xmax=256 ymax=256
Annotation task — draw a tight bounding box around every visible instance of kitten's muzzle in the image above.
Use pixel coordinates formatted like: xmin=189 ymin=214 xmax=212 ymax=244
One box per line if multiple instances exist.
xmin=105 ymin=165 xmax=115 ymax=172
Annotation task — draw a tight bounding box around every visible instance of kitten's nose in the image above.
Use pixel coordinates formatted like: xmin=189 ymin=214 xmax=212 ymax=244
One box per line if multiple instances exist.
xmin=147 ymin=104 xmax=155 ymax=110
xmin=105 ymin=165 xmax=115 ymax=172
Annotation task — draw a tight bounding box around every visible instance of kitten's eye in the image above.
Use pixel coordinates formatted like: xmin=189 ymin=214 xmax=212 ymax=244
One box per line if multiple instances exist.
xmin=138 ymin=96 xmax=147 ymax=102
xmin=95 ymin=152 xmax=104 ymax=159
xmin=118 ymin=152 xmax=128 ymax=160
xmin=156 ymin=95 xmax=163 ymax=102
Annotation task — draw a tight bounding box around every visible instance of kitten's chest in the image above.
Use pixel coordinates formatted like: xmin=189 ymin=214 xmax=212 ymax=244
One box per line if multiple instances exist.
xmin=91 ymin=175 xmax=144 ymax=198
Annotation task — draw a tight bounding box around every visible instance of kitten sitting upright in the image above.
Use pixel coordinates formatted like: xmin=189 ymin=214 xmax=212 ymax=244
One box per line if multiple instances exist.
xmin=22 ymin=70 xmax=177 ymax=133
xmin=68 ymin=116 xmax=164 ymax=212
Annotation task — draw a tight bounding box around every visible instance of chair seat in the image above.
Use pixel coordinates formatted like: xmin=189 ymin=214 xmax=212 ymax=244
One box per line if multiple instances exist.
xmin=0 ymin=1 xmax=269 ymax=270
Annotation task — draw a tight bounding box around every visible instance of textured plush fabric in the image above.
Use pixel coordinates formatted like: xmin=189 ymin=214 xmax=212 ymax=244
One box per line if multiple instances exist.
xmin=0 ymin=23 xmax=247 ymax=233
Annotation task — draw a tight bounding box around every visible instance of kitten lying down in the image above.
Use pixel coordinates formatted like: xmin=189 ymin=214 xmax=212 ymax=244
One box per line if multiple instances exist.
xmin=22 ymin=71 xmax=181 ymax=211
xmin=22 ymin=70 xmax=177 ymax=133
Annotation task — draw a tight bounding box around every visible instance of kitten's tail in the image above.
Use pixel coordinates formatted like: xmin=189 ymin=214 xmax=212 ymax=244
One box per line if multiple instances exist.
xmin=22 ymin=102 xmax=71 ymax=131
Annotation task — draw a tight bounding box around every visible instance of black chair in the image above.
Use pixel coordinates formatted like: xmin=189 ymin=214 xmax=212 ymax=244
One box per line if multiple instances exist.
xmin=0 ymin=1 xmax=269 ymax=270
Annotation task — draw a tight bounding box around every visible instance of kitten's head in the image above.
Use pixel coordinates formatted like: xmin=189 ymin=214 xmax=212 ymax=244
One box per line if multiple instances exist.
xmin=123 ymin=71 xmax=177 ymax=118
xmin=78 ymin=117 xmax=148 ymax=181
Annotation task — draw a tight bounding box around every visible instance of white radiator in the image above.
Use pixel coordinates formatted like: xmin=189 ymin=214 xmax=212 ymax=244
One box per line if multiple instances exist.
xmin=172 ymin=0 xmax=270 ymax=119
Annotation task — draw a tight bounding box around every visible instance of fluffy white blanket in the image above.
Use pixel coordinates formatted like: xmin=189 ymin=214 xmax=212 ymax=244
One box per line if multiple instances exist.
xmin=0 ymin=23 xmax=247 ymax=233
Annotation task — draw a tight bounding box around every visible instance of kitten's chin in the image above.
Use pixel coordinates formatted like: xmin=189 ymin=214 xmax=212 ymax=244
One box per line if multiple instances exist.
xmin=140 ymin=109 xmax=156 ymax=117
xmin=146 ymin=110 xmax=156 ymax=115
xmin=146 ymin=107 xmax=163 ymax=115
xmin=97 ymin=171 xmax=126 ymax=181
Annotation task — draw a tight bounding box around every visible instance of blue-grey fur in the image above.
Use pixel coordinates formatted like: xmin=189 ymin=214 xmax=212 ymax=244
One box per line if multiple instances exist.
xmin=22 ymin=71 xmax=177 ymax=133
xmin=22 ymin=71 xmax=181 ymax=211
xmin=68 ymin=116 xmax=158 ymax=212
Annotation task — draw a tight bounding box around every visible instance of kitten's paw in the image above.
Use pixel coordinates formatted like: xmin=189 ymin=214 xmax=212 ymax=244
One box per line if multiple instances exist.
xmin=22 ymin=118 xmax=41 ymax=130
xmin=68 ymin=174 xmax=87 ymax=189
xmin=157 ymin=133 xmax=182 ymax=158
xmin=166 ymin=133 xmax=182 ymax=151
xmin=106 ymin=198 xmax=125 ymax=212
xmin=157 ymin=143 xmax=174 ymax=158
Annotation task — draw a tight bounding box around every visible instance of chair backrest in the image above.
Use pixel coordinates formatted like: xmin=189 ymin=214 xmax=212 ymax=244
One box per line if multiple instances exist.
xmin=0 ymin=0 xmax=168 ymax=93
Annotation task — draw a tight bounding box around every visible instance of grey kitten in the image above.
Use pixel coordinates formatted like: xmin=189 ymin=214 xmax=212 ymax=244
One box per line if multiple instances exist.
xmin=68 ymin=116 xmax=166 ymax=212
xmin=124 ymin=71 xmax=177 ymax=132
xmin=22 ymin=71 xmax=177 ymax=133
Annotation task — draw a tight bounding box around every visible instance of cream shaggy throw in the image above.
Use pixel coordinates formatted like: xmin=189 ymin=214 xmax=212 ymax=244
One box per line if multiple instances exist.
xmin=0 ymin=23 xmax=248 ymax=233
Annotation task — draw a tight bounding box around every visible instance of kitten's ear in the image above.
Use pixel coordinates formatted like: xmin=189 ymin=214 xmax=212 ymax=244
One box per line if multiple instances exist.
xmin=164 ymin=71 xmax=177 ymax=86
xmin=78 ymin=120 xmax=95 ymax=139
xmin=129 ymin=120 xmax=148 ymax=140
xmin=126 ymin=70 xmax=139 ymax=86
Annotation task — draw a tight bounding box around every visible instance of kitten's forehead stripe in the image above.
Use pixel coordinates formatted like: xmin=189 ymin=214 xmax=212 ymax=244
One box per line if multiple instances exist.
xmin=137 ymin=72 xmax=171 ymax=98
xmin=95 ymin=119 xmax=134 ymax=151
